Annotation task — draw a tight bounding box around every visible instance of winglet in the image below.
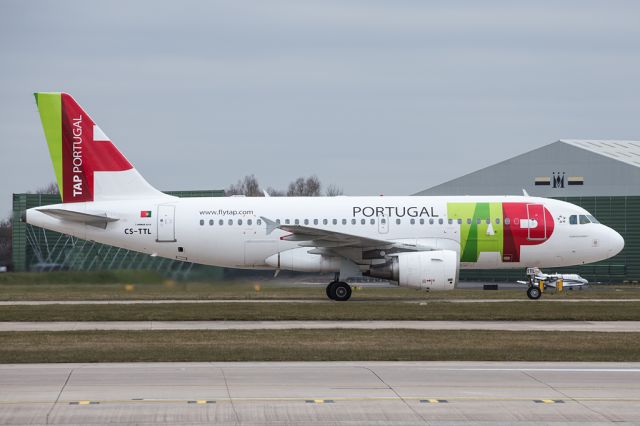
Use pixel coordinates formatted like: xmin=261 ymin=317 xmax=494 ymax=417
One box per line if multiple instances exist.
xmin=260 ymin=216 xmax=279 ymax=235
xmin=522 ymin=189 xmax=529 ymax=196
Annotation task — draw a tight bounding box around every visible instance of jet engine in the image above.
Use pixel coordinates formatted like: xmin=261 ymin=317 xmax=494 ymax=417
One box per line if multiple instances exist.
xmin=366 ymin=250 xmax=458 ymax=290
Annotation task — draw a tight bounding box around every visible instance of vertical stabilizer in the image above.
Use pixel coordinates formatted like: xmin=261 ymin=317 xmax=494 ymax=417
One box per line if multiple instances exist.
xmin=34 ymin=92 xmax=165 ymax=203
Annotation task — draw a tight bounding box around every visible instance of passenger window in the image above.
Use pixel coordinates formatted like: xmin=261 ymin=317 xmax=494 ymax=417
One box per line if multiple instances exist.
xmin=333 ymin=219 xmax=338 ymax=225
xmin=275 ymin=219 xmax=280 ymax=225
xmin=314 ymin=219 xmax=318 ymax=225
xmin=294 ymin=219 xmax=300 ymax=225
xmin=361 ymin=219 xmax=366 ymax=225
xmin=258 ymin=219 xmax=262 ymax=225
xmin=228 ymin=219 xmax=233 ymax=225
xmin=323 ymin=219 xmax=328 ymax=225
xmin=429 ymin=218 xmax=434 ymax=225
xmin=438 ymin=218 xmax=443 ymax=225
xmin=569 ymin=215 xmax=577 ymax=225
xmin=457 ymin=219 xmax=462 ymax=225
xmin=219 ymin=219 xmax=224 ymax=226
xmin=495 ymin=218 xmax=501 ymax=225
xmin=247 ymin=219 xmax=252 ymax=225
xmin=200 ymin=219 xmax=204 ymax=226
xmin=209 ymin=219 xmax=214 ymax=226
xmin=467 ymin=218 xmax=472 ymax=225
xmin=419 ymin=218 xmax=424 ymax=225
xmin=304 ymin=219 xmax=309 ymax=225
xmin=342 ymin=219 xmax=347 ymax=225
xmin=486 ymin=219 xmax=490 ymax=224
xmin=505 ymin=218 xmax=510 ymax=225
xmin=448 ymin=219 xmax=453 ymax=225
xmin=396 ymin=218 xmax=401 ymax=225
xmin=370 ymin=219 xmax=375 ymax=225
xmin=477 ymin=219 xmax=482 ymax=225
xmin=410 ymin=218 xmax=415 ymax=225
xmin=238 ymin=219 xmax=243 ymax=226
xmin=285 ymin=219 xmax=290 ymax=225
xmin=381 ymin=218 xmax=386 ymax=224
xmin=351 ymin=219 xmax=356 ymax=225
xmin=579 ymin=215 xmax=590 ymax=224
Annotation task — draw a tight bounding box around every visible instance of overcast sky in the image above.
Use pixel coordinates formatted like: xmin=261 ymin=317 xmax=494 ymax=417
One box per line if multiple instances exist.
xmin=1 ymin=1 xmax=639 ymax=215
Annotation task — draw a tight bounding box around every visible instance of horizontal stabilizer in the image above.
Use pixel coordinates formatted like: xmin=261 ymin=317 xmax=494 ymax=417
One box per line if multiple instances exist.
xmin=37 ymin=208 xmax=119 ymax=229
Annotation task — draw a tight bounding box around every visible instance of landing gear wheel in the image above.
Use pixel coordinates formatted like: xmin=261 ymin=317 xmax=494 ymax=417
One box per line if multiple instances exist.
xmin=527 ymin=286 xmax=542 ymax=300
xmin=326 ymin=281 xmax=338 ymax=300
xmin=330 ymin=281 xmax=352 ymax=301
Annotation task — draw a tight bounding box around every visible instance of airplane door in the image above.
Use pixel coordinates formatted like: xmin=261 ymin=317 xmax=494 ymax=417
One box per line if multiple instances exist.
xmin=526 ymin=204 xmax=547 ymax=241
xmin=157 ymin=205 xmax=176 ymax=242
xmin=378 ymin=216 xmax=389 ymax=234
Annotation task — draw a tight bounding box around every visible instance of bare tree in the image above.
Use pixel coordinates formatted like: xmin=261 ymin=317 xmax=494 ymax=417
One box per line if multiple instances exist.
xmin=265 ymin=187 xmax=285 ymax=197
xmin=226 ymin=175 xmax=262 ymax=196
xmin=287 ymin=176 xmax=322 ymax=196
xmin=325 ymin=184 xmax=344 ymax=196
xmin=0 ymin=218 xmax=11 ymax=269
xmin=28 ymin=182 xmax=59 ymax=195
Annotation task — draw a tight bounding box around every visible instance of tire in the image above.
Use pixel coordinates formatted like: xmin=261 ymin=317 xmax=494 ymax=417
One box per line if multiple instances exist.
xmin=331 ymin=281 xmax=352 ymax=302
xmin=527 ymin=286 xmax=542 ymax=300
xmin=326 ymin=282 xmax=337 ymax=300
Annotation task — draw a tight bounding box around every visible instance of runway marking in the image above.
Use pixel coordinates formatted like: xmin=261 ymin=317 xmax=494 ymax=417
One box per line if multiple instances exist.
xmin=69 ymin=400 xmax=99 ymax=405
xmin=5 ymin=396 xmax=639 ymax=405
xmin=188 ymin=400 xmax=215 ymax=404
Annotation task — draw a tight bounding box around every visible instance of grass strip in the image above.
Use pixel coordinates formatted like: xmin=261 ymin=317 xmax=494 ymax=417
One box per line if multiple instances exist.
xmin=2 ymin=301 xmax=640 ymax=321
xmin=0 ymin=330 xmax=638 ymax=363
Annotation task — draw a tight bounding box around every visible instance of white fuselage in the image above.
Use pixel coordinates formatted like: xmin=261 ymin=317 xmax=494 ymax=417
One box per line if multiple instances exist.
xmin=26 ymin=195 xmax=624 ymax=275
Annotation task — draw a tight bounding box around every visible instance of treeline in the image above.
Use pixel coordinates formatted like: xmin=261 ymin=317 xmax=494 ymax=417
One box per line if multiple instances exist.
xmin=226 ymin=175 xmax=343 ymax=197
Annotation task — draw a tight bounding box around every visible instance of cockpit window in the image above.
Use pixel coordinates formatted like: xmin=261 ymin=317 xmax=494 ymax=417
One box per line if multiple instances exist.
xmin=587 ymin=215 xmax=600 ymax=224
xmin=579 ymin=215 xmax=590 ymax=224
xmin=569 ymin=215 xmax=577 ymax=225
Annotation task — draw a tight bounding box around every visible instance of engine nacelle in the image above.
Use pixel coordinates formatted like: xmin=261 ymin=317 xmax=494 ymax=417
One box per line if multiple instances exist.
xmin=265 ymin=247 xmax=341 ymax=273
xmin=367 ymin=250 xmax=458 ymax=290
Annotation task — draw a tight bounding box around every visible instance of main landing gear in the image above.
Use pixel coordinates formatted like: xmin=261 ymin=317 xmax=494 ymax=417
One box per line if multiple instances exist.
xmin=326 ymin=274 xmax=352 ymax=301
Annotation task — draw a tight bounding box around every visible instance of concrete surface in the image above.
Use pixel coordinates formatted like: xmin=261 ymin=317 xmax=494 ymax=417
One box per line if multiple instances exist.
xmin=0 ymin=362 xmax=639 ymax=425
xmin=1 ymin=320 xmax=639 ymax=332
xmin=1 ymin=298 xmax=640 ymax=305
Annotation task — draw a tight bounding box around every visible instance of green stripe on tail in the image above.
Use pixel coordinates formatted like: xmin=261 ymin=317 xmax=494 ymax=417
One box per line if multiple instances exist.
xmin=34 ymin=92 xmax=63 ymax=199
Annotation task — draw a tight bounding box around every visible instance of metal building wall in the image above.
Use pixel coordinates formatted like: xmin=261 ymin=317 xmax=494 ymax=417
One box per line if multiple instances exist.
xmin=12 ymin=190 xmax=225 ymax=279
xmin=459 ymin=196 xmax=640 ymax=283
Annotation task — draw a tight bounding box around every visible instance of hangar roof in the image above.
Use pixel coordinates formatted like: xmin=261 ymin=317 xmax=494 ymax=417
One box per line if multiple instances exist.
xmin=416 ymin=139 xmax=640 ymax=197
xmin=561 ymin=140 xmax=640 ymax=168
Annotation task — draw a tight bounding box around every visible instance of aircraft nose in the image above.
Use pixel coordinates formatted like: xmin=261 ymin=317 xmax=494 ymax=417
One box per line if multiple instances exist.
xmin=607 ymin=228 xmax=624 ymax=257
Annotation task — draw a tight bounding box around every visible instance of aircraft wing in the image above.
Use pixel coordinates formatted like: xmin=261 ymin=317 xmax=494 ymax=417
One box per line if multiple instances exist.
xmin=277 ymin=224 xmax=395 ymax=249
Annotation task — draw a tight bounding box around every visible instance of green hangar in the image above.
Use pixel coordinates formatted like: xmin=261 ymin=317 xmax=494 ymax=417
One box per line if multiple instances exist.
xmin=415 ymin=140 xmax=640 ymax=283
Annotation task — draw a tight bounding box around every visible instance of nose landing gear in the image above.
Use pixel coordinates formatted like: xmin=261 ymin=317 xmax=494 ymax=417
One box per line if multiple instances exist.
xmin=527 ymin=285 xmax=542 ymax=300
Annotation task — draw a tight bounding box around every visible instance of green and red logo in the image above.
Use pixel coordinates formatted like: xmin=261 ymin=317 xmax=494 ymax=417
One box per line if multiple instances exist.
xmin=140 ymin=210 xmax=152 ymax=218
xmin=34 ymin=92 xmax=132 ymax=203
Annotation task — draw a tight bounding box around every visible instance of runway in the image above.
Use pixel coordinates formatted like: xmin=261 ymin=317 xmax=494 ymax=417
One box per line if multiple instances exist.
xmin=1 ymin=298 xmax=639 ymax=305
xmin=0 ymin=362 xmax=639 ymax=425
xmin=1 ymin=320 xmax=639 ymax=332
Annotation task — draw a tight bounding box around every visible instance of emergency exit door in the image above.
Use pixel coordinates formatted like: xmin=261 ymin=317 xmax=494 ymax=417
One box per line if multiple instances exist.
xmin=157 ymin=205 xmax=176 ymax=242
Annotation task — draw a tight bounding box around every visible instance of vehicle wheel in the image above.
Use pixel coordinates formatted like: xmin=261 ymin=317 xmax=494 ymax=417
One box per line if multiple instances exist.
xmin=331 ymin=281 xmax=352 ymax=301
xmin=326 ymin=281 xmax=338 ymax=300
xmin=527 ymin=286 xmax=542 ymax=300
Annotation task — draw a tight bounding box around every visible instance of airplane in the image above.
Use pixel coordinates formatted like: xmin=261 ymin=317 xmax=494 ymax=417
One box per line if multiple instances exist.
xmin=517 ymin=267 xmax=589 ymax=298
xmin=24 ymin=93 xmax=625 ymax=301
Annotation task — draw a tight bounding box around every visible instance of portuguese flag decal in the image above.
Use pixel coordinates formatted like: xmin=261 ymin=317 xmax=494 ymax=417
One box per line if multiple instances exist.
xmin=140 ymin=210 xmax=152 ymax=218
